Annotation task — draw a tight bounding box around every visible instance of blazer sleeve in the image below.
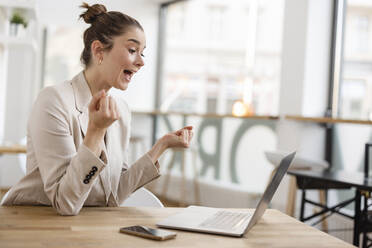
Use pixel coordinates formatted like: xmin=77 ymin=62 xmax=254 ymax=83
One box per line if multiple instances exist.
xmin=29 ymin=87 xmax=107 ymax=215
xmin=116 ymin=153 xmax=160 ymax=204
xmin=115 ymin=99 xmax=160 ymax=204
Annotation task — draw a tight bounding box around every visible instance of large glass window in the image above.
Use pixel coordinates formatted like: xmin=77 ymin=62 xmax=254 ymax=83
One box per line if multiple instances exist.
xmin=160 ymin=0 xmax=284 ymax=116
xmin=341 ymin=0 xmax=372 ymax=120
xmin=331 ymin=0 xmax=372 ymax=220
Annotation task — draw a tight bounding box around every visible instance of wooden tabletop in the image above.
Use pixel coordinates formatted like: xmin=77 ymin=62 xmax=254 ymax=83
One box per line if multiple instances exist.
xmin=0 ymin=206 xmax=354 ymax=248
xmin=0 ymin=144 xmax=27 ymax=154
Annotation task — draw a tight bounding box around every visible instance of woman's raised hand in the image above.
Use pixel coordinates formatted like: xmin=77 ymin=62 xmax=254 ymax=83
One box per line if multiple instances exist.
xmin=88 ymin=90 xmax=120 ymax=130
xmin=147 ymin=126 xmax=194 ymax=165
xmin=84 ymin=90 xmax=120 ymax=156
xmin=162 ymin=126 xmax=194 ymax=149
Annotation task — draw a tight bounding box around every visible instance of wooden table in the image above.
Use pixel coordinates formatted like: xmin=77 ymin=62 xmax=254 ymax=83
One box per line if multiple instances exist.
xmin=0 ymin=206 xmax=355 ymax=247
xmin=0 ymin=145 xmax=27 ymax=199
xmin=0 ymin=145 xmax=27 ymax=154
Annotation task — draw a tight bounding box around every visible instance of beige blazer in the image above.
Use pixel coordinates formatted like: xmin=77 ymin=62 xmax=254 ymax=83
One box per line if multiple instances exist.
xmin=2 ymin=72 xmax=160 ymax=215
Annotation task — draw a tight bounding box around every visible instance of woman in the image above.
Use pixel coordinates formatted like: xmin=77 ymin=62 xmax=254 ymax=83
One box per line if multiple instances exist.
xmin=1 ymin=3 xmax=193 ymax=215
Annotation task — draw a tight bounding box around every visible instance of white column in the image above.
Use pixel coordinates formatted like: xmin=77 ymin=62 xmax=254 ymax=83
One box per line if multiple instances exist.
xmin=272 ymin=0 xmax=333 ymax=212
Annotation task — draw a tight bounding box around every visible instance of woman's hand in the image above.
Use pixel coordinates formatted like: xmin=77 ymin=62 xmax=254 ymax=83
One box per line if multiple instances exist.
xmin=147 ymin=126 xmax=194 ymax=165
xmin=162 ymin=126 xmax=193 ymax=149
xmin=88 ymin=90 xmax=120 ymax=131
xmin=84 ymin=90 xmax=120 ymax=156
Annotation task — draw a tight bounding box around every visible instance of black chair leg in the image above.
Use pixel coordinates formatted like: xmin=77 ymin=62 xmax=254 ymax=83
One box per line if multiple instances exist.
xmin=363 ymin=231 xmax=367 ymax=248
xmin=300 ymin=190 xmax=306 ymax=222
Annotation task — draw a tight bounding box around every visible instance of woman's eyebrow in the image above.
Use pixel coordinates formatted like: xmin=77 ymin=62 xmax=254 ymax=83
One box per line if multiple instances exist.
xmin=127 ymin=38 xmax=146 ymax=49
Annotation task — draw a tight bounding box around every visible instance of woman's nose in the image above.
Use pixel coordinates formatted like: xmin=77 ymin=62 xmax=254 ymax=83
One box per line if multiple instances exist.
xmin=135 ymin=55 xmax=144 ymax=68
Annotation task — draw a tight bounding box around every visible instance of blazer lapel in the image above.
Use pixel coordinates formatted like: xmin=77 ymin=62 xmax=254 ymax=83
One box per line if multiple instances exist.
xmin=71 ymin=72 xmax=92 ymax=138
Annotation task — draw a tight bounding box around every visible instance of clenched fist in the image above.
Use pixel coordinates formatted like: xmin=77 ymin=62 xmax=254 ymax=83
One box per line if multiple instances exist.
xmin=88 ymin=90 xmax=120 ymax=130
xmin=83 ymin=90 xmax=121 ymax=156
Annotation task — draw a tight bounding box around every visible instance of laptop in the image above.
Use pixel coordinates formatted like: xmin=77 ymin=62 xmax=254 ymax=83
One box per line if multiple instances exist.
xmin=156 ymin=152 xmax=296 ymax=237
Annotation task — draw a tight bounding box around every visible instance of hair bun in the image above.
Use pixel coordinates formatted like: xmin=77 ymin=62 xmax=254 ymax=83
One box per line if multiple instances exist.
xmin=79 ymin=2 xmax=107 ymax=24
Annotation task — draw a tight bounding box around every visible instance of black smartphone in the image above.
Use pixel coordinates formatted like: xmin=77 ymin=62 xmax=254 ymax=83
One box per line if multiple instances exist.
xmin=119 ymin=225 xmax=177 ymax=241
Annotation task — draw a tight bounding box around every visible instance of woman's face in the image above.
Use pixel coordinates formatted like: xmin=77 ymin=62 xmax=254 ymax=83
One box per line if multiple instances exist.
xmin=101 ymin=27 xmax=146 ymax=91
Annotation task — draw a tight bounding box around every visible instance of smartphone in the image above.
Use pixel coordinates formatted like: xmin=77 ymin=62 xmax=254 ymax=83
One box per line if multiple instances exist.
xmin=119 ymin=225 xmax=177 ymax=241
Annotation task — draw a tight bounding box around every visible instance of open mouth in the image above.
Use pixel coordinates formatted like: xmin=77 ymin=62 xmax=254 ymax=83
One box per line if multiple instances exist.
xmin=124 ymin=70 xmax=133 ymax=76
xmin=123 ymin=70 xmax=134 ymax=81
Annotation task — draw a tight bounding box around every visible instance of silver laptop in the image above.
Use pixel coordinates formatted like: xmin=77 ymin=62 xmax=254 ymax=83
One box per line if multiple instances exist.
xmin=157 ymin=152 xmax=296 ymax=237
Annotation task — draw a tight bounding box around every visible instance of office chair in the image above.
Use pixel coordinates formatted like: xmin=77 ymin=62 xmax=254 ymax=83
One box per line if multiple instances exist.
xmin=121 ymin=187 xmax=164 ymax=207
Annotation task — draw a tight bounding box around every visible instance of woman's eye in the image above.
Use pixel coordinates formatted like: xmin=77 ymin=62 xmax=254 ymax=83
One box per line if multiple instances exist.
xmin=128 ymin=49 xmax=136 ymax=54
xmin=141 ymin=53 xmax=145 ymax=58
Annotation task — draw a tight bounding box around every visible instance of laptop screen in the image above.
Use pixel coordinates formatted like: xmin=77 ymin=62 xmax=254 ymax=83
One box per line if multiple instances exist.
xmin=244 ymin=152 xmax=296 ymax=232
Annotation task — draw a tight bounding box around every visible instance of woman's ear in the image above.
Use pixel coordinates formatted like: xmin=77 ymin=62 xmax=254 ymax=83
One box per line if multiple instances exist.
xmin=91 ymin=40 xmax=104 ymax=64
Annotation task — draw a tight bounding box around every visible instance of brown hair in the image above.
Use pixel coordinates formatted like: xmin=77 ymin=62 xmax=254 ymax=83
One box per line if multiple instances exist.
xmin=79 ymin=2 xmax=143 ymax=67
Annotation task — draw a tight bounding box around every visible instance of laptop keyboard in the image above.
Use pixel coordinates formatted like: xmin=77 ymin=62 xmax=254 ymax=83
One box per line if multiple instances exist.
xmin=199 ymin=210 xmax=252 ymax=230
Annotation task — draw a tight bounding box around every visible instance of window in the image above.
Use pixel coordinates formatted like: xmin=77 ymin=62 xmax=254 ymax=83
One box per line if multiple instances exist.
xmin=341 ymin=0 xmax=372 ymax=120
xmin=160 ymin=0 xmax=284 ymax=116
